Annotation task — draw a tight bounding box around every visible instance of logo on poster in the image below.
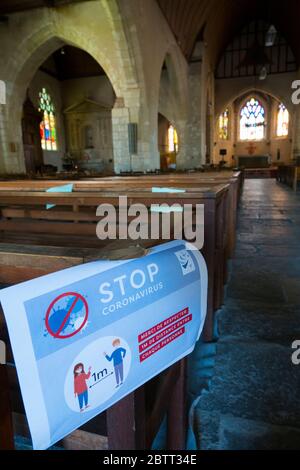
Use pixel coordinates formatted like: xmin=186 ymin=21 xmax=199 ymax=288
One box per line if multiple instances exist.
xmin=175 ymin=250 xmax=196 ymax=275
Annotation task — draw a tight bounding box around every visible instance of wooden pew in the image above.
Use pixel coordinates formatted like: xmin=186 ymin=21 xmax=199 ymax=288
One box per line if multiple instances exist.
xmin=277 ymin=164 xmax=300 ymax=192
xmin=0 ymin=170 xmax=241 ymax=300
xmin=0 ymin=183 xmax=230 ymax=339
xmin=0 ymin=177 xmax=238 ymax=450
xmin=6 ymin=172 xmax=240 ymax=307
xmin=293 ymin=167 xmax=300 ymax=192
xmin=0 ymin=170 xmax=241 ymax=259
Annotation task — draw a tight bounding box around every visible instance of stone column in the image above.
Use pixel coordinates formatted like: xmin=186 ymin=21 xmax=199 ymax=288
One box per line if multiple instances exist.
xmin=292 ymin=105 xmax=300 ymax=162
xmin=176 ymin=62 xmax=205 ymax=169
xmin=112 ymin=89 xmax=160 ymax=173
xmin=112 ymin=98 xmax=131 ymax=173
xmin=0 ymin=80 xmax=26 ymax=174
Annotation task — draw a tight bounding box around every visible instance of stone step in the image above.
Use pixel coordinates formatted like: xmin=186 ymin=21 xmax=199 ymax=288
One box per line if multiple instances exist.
xmin=218 ymin=415 xmax=300 ymax=450
xmin=196 ymin=338 xmax=300 ymax=429
xmin=195 ymin=412 xmax=300 ymax=450
xmin=194 ymin=409 xmax=220 ymax=450
xmin=216 ymin=303 xmax=300 ymax=347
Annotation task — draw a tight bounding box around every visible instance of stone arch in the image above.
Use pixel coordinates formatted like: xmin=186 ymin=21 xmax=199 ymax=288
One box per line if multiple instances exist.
xmin=8 ymin=30 xmax=123 ymax=111
xmin=2 ymin=36 xmax=117 ymax=173
xmin=157 ymin=46 xmax=188 ymax=169
xmin=158 ymin=46 xmax=188 ymax=121
xmin=216 ymin=85 xmax=293 ymax=118
xmin=0 ymin=2 xmax=139 ymax=173
xmin=215 ymin=91 xmax=271 ymax=142
xmin=215 ymin=88 xmax=292 ymax=140
xmin=214 ymin=87 xmax=293 ymax=165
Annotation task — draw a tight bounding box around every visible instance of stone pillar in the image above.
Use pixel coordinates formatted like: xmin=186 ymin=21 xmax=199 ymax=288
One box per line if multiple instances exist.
xmin=0 ymin=106 xmax=8 ymax=173
xmin=112 ymin=98 xmax=131 ymax=173
xmin=112 ymin=90 xmax=160 ymax=173
xmin=177 ymin=62 xmax=205 ymax=169
xmin=0 ymin=80 xmax=26 ymax=175
xmin=134 ymin=117 xmax=160 ymax=172
xmin=292 ymin=105 xmax=300 ymax=162
xmin=206 ymin=73 xmax=215 ymax=165
xmin=173 ymin=118 xmax=188 ymax=169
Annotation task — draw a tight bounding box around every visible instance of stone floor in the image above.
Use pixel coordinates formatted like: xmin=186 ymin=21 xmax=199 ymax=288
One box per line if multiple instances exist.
xmin=191 ymin=179 xmax=300 ymax=450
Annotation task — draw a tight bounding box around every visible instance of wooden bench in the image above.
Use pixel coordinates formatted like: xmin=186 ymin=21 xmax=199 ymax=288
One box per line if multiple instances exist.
xmin=0 ymin=169 xmax=241 ymax=257
xmin=277 ymin=165 xmax=300 ymax=192
xmin=0 ymin=170 xmax=242 ymax=300
xmin=0 ymin=183 xmax=230 ymax=339
xmin=0 ymin=176 xmax=240 ymax=450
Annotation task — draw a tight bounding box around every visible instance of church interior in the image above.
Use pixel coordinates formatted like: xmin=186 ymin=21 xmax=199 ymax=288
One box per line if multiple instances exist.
xmin=0 ymin=0 xmax=300 ymax=452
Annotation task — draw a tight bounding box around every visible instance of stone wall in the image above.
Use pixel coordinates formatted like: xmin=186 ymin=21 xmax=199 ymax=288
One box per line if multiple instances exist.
xmin=0 ymin=0 xmax=214 ymax=174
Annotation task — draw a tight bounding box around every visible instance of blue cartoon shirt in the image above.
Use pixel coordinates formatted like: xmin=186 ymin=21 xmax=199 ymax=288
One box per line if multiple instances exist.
xmin=105 ymin=347 xmax=126 ymax=366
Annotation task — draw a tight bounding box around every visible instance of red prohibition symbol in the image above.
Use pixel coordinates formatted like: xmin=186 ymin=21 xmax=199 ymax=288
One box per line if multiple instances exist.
xmin=45 ymin=291 xmax=89 ymax=339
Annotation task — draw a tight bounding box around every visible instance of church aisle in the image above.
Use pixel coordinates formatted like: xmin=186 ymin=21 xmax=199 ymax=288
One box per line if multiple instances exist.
xmin=193 ymin=178 xmax=300 ymax=450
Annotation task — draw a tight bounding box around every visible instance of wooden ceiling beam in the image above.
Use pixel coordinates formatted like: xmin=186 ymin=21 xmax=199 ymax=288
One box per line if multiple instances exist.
xmin=157 ymin=0 xmax=300 ymax=68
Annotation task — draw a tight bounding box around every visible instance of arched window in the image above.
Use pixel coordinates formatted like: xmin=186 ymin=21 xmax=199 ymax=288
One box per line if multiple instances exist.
xmin=38 ymin=88 xmax=57 ymax=151
xmin=240 ymin=97 xmax=265 ymax=141
xmin=168 ymin=125 xmax=178 ymax=152
xmin=277 ymin=103 xmax=289 ymax=137
xmin=219 ymin=109 xmax=229 ymax=140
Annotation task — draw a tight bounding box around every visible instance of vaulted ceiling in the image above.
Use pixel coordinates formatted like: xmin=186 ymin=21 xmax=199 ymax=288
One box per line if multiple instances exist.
xmin=2 ymin=0 xmax=300 ymax=71
xmin=157 ymin=0 xmax=300 ymax=68
xmin=40 ymin=46 xmax=105 ymax=80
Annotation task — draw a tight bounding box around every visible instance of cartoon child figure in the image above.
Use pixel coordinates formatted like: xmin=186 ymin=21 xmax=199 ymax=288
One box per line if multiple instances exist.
xmin=73 ymin=363 xmax=91 ymax=412
xmin=103 ymin=339 xmax=126 ymax=388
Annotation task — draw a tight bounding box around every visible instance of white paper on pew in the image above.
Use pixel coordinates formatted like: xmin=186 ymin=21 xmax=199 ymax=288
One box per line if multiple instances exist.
xmin=46 ymin=183 xmax=73 ymax=210
xmin=0 ymin=240 xmax=207 ymax=449
xmin=150 ymin=205 xmax=183 ymax=213
xmin=152 ymin=186 xmax=186 ymax=193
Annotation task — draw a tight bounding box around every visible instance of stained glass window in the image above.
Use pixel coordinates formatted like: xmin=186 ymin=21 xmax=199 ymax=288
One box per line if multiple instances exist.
xmin=277 ymin=103 xmax=289 ymax=137
xmin=168 ymin=125 xmax=178 ymax=152
xmin=38 ymin=88 xmax=57 ymax=151
xmin=219 ymin=109 xmax=229 ymax=140
xmin=240 ymin=97 xmax=265 ymax=141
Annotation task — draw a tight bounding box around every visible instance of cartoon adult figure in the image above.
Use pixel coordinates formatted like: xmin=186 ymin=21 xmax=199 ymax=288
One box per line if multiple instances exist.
xmin=103 ymin=339 xmax=126 ymax=388
xmin=73 ymin=363 xmax=91 ymax=412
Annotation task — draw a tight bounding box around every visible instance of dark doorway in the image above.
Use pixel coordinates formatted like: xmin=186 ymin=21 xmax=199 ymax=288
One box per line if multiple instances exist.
xmin=22 ymin=95 xmax=43 ymax=173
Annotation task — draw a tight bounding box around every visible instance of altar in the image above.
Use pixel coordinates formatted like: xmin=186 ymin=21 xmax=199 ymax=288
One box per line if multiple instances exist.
xmin=237 ymin=155 xmax=271 ymax=168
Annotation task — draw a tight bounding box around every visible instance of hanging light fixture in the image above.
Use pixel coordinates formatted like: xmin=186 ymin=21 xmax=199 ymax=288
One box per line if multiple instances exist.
xmin=237 ymin=39 xmax=271 ymax=69
xmin=265 ymin=25 xmax=277 ymax=47
xmin=259 ymin=66 xmax=267 ymax=80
